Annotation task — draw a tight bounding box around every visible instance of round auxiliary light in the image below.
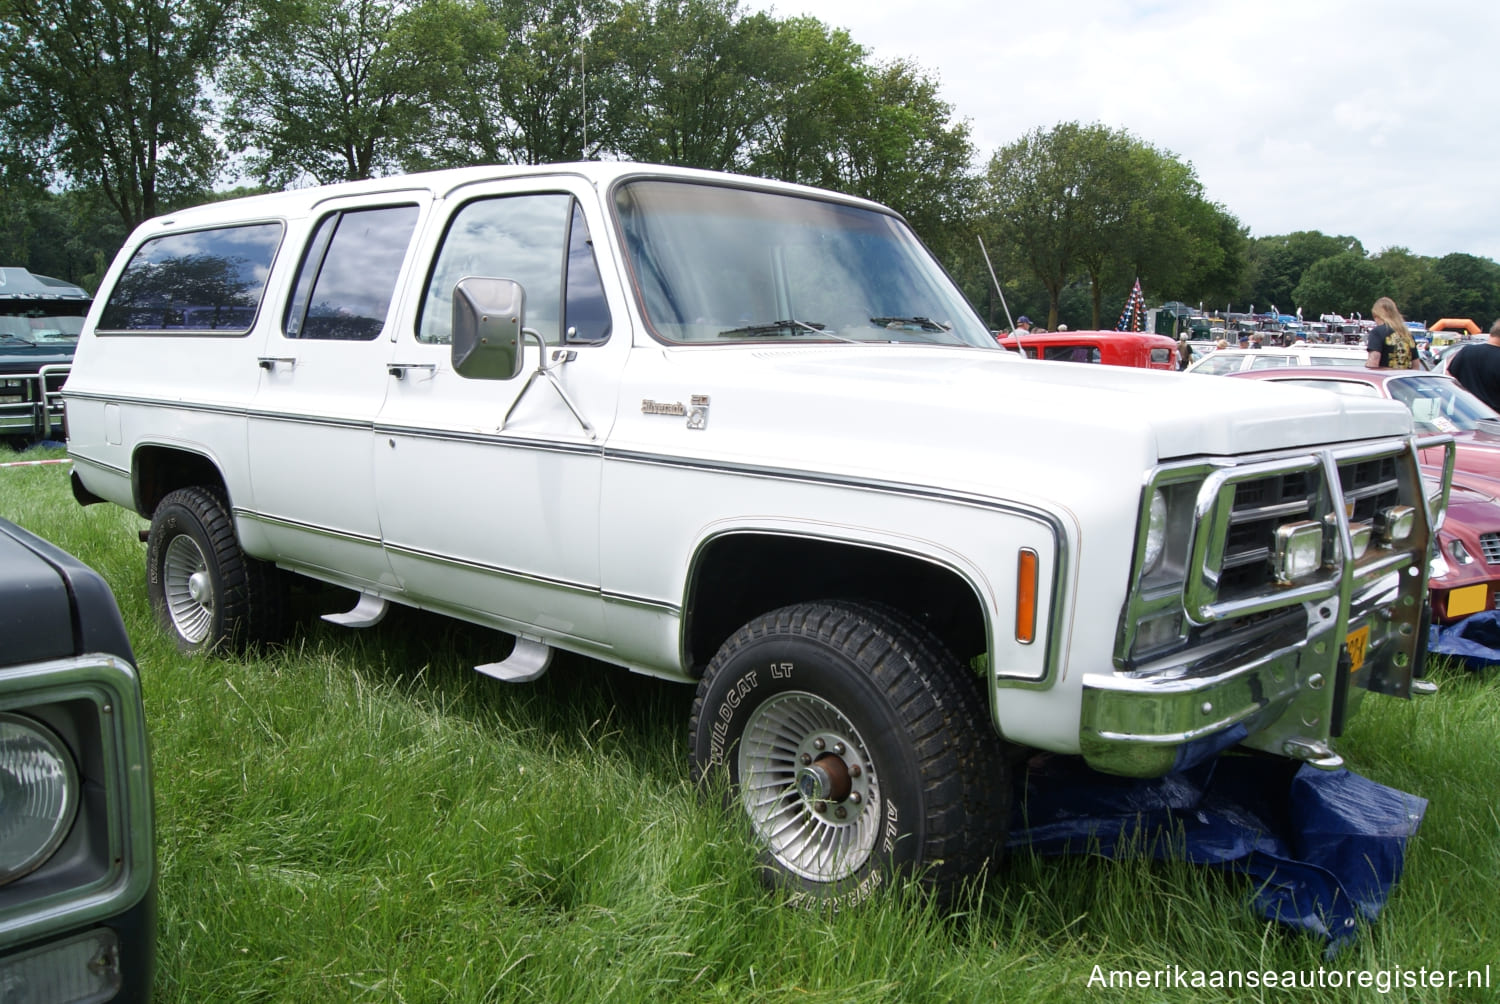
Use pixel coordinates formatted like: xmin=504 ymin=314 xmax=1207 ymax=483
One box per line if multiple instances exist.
xmin=0 ymin=712 xmax=80 ymax=886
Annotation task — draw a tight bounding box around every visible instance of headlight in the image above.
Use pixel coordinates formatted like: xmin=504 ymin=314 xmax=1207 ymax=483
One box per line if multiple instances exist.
xmin=1451 ymin=538 xmax=1475 ymax=565
xmin=1142 ymin=489 xmax=1167 ymax=571
xmin=0 ymin=711 xmax=80 ymax=885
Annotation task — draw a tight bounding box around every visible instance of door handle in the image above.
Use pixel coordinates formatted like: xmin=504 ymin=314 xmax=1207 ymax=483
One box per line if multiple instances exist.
xmin=258 ymin=356 xmax=297 ymax=370
xmin=387 ymin=362 xmax=437 ymax=379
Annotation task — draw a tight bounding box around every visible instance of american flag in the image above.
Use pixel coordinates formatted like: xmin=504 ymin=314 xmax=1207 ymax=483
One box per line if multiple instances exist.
xmin=1116 ymin=278 xmax=1146 ymax=332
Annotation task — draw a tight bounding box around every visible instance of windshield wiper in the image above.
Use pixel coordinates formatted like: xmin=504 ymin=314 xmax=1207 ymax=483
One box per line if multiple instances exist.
xmin=870 ymin=316 xmax=951 ymax=332
xmin=718 ymin=319 xmax=831 ymax=338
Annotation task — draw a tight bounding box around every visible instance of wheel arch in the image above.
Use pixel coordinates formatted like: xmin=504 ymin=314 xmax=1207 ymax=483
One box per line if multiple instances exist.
xmin=681 ymin=529 xmax=991 ymax=679
xmin=130 ymin=443 xmax=230 ymax=519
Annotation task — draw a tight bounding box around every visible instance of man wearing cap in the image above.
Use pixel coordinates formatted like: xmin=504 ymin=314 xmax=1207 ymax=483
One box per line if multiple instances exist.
xmin=1013 ymin=316 xmax=1033 ymax=335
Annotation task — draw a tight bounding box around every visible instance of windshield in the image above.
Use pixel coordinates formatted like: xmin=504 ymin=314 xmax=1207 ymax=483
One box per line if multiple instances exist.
xmin=1386 ymin=374 xmax=1498 ymax=433
xmin=613 ymin=180 xmax=994 ymax=348
xmin=0 ymin=302 xmax=89 ymax=345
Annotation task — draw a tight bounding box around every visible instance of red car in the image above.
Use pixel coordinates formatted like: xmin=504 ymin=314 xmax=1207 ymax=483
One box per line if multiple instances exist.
xmin=1231 ymin=367 xmax=1500 ymax=622
xmin=995 ymin=329 xmax=1179 ymax=370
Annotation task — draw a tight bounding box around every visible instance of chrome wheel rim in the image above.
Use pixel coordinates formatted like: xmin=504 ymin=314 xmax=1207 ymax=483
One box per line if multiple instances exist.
xmin=738 ymin=690 xmax=879 ymax=883
xmin=163 ymin=535 xmax=214 ymax=643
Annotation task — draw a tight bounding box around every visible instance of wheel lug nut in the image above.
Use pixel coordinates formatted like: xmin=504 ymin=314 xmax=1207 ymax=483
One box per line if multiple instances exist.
xmin=849 ymin=791 xmax=861 ymax=804
xmin=814 ymin=800 xmax=828 ymax=813
xmin=849 ymin=764 xmax=861 ymax=777
xmin=833 ymin=742 xmax=845 ymax=755
xmin=834 ymin=805 xmax=847 ymax=819
xmin=812 ymin=738 xmax=825 ymax=751
xmin=799 ymin=753 xmax=812 ymax=765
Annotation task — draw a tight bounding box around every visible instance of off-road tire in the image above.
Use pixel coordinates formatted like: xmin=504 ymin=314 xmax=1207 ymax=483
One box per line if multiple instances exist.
xmin=689 ymin=600 xmax=1010 ymax=905
xmin=146 ymin=486 xmax=287 ymax=652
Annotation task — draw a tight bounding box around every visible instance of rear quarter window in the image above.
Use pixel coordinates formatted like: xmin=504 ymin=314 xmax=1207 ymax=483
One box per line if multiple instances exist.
xmin=97 ymin=223 xmax=283 ymax=334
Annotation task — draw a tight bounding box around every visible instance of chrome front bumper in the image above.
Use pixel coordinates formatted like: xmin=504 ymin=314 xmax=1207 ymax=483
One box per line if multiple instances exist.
xmin=1079 ymin=580 xmax=1421 ymax=777
xmin=1077 ymin=435 xmax=1447 ymax=779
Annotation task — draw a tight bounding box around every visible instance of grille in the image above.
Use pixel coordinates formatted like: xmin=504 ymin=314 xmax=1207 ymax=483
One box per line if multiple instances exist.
xmin=1482 ymin=534 xmax=1500 ymax=565
xmin=1215 ymin=452 xmax=1407 ymax=601
xmin=1219 ymin=469 xmax=1319 ymax=597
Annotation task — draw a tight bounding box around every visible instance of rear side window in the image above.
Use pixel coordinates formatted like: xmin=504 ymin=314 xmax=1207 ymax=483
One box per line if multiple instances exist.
xmin=97 ymin=223 xmax=283 ymax=333
xmin=1149 ymin=348 xmax=1171 ymax=364
xmin=284 ymin=205 xmax=420 ymax=340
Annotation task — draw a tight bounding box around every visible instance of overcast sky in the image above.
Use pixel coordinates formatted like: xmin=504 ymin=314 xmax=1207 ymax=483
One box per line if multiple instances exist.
xmin=744 ymin=0 xmax=1499 ymax=262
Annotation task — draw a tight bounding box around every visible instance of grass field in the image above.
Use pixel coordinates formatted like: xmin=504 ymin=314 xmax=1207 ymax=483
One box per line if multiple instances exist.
xmin=4 ymin=443 xmax=1499 ymax=1002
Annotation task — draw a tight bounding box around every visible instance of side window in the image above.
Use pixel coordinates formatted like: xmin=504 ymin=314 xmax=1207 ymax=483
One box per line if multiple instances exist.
xmin=564 ymin=201 xmax=611 ymax=344
xmin=1149 ymin=348 xmax=1171 ymax=365
xmin=1042 ymin=345 xmax=1101 ymax=363
xmin=418 ymin=194 xmax=571 ymax=345
xmin=284 ymin=204 xmax=419 ymax=341
xmin=97 ymin=223 xmax=282 ymax=334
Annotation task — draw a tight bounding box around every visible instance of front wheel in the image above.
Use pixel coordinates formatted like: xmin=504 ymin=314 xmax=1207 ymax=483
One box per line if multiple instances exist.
xmin=689 ymin=601 xmax=1008 ymax=905
xmin=147 ymin=486 xmax=286 ymax=653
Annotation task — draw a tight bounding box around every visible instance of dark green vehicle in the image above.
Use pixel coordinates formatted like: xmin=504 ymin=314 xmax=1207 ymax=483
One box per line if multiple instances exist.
xmin=0 ymin=269 xmax=91 ymax=441
xmin=0 ymin=518 xmax=155 ymax=1002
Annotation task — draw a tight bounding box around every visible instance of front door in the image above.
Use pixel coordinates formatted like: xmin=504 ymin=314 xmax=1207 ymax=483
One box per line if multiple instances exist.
xmin=373 ymin=179 xmax=628 ymax=645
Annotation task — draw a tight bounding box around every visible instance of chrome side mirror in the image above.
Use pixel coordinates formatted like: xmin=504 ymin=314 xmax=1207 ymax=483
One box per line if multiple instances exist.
xmin=452 ymin=277 xmax=525 ymax=381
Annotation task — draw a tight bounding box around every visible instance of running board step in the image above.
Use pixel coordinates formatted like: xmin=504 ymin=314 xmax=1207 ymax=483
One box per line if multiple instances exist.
xmin=321 ymin=592 xmax=390 ymax=628
xmin=476 ymin=636 xmax=553 ymax=683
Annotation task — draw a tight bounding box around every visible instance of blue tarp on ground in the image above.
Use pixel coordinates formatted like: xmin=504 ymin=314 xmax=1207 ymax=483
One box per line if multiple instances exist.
xmin=1007 ymin=754 xmax=1426 ymax=953
xmin=1429 ymin=609 xmax=1500 ymax=669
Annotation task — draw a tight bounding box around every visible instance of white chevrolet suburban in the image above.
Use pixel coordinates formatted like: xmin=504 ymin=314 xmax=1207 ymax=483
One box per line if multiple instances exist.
xmin=63 ymin=162 xmax=1446 ymax=903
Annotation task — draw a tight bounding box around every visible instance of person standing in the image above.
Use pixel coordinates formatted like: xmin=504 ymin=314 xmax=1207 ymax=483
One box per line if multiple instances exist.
xmin=1445 ymin=320 xmax=1500 ymax=413
xmin=1364 ymin=297 xmax=1418 ymax=369
xmin=1013 ymin=316 xmax=1033 ymax=335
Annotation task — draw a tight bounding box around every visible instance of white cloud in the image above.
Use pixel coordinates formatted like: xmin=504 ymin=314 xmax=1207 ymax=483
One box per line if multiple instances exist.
xmin=746 ymin=0 xmax=1500 ymax=261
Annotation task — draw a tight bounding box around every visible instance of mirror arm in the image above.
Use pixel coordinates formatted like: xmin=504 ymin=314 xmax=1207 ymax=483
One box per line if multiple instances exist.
xmin=500 ymin=327 xmax=598 ymax=440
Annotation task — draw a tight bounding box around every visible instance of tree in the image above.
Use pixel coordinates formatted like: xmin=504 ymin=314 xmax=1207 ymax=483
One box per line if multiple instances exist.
xmin=827 ymin=59 xmax=976 ymax=253
xmin=219 ymin=0 xmax=429 ymax=186
xmin=745 ymin=18 xmax=868 ymax=188
xmin=1433 ymin=253 xmax=1500 ymax=324
xmin=1373 ymin=247 xmax=1452 ymax=326
xmin=1291 ymin=251 xmax=1393 ymax=317
xmin=1245 ymin=231 xmax=1364 ymax=315
xmin=983 ymin=124 xmax=1083 ymax=328
xmin=983 ymin=122 xmax=1241 ymax=329
xmin=606 ymin=0 xmax=780 ymax=172
xmin=0 ymin=0 xmax=235 ymax=230
xmin=397 ymin=0 xmax=628 ymax=169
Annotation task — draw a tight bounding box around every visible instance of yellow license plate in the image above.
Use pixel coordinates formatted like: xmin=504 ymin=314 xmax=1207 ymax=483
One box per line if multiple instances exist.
xmin=1346 ymin=624 xmax=1370 ymax=674
xmin=1447 ymin=584 xmax=1490 ymax=618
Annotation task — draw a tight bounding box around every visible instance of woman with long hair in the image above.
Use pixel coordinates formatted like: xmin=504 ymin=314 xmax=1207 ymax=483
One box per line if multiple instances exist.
xmin=1365 ymin=296 xmax=1417 ymax=369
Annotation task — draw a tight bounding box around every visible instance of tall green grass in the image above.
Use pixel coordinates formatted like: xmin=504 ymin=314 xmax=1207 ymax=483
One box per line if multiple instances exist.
xmin=4 ymin=444 xmax=1499 ymax=1002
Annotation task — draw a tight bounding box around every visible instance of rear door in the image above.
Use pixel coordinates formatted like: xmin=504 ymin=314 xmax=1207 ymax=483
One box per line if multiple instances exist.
xmin=246 ymin=192 xmax=431 ymax=589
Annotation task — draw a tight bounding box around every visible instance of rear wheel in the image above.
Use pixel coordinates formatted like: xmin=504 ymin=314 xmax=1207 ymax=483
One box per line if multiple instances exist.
xmin=689 ymin=601 xmax=1008 ymax=904
xmin=147 ymin=486 xmax=286 ymax=652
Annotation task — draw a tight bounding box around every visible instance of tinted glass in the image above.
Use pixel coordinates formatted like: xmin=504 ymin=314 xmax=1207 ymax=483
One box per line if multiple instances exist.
xmin=286 ymin=205 xmax=419 ymax=340
xmin=419 ymin=194 xmax=570 ymax=345
xmin=564 ymin=201 xmax=611 ymax=343
xmin=1041 ymin=345 xmax=1101 ymax=363
xmin=98 ymin=223 xmax=282 ymax=333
